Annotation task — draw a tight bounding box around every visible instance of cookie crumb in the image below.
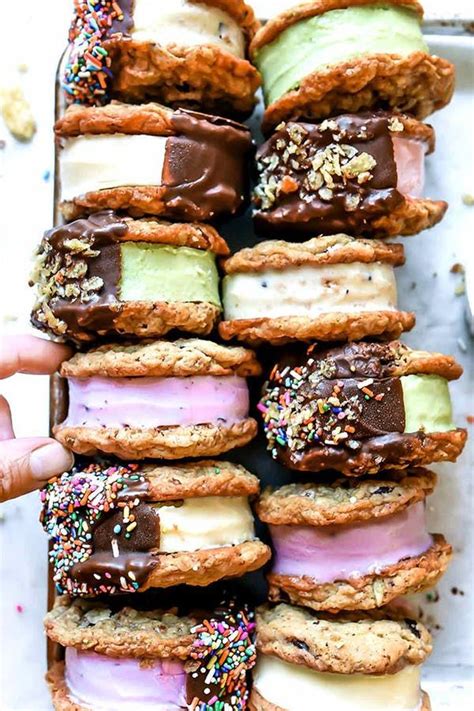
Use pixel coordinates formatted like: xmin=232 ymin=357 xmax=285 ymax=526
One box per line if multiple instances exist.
xmin=0 ymin=86 xmax=36 ymax=142
xmin=450 ymin=263 xmax=465 ymax=274
xmin=462 ymin=193 xmax=474 ymax=206
xmin=466 ymin=415 xmax=474 ymax=424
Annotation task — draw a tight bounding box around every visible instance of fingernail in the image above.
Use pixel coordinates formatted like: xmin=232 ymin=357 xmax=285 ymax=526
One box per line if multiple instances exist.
xmin=30 ymin=442 xmax=74 ymax=480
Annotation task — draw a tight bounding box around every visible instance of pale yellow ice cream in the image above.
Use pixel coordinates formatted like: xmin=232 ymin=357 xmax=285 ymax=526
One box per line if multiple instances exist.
xmin=253 ymin=656 xmax=423 ymax=711
xmin=155 ymin=496 xmax=255 ymax=552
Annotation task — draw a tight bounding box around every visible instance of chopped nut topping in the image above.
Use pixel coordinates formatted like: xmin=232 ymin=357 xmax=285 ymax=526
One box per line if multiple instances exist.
xmin=30 ymin=231 xmax=105 ymax=336
xmin=388 ymin=117 xmax=405 ymax=133
xmin=254 ymin=122 xmax=378 ymax=211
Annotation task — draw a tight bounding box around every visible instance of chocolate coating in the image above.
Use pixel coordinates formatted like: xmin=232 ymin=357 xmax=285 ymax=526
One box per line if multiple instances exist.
xmin=260 ymin=342 xmax=410 ymax=473
xmin=254 ymin=112 xmax=408 ymax=236
xmin=163 ymin=109 xmax=252 ymax=221
xmin=108 ymin=0 xmax=134 ymax=35
xmin=30 ymin=211 xmax=127 ymax=337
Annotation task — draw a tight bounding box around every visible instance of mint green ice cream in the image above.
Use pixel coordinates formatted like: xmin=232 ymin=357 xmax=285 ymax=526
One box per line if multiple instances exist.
xmin=119 ymin=243 xmax=221 ymax=306
xmin=255 ymin=5 xmax=428 ymax=105
xmin=401 ymin=375 xmax=455 ymax=433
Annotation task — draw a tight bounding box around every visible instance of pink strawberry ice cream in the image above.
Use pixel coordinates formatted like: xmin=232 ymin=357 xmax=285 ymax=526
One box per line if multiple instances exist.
xmin=270 ymin=502 xmax=432 ymax=582
xmin=63 ymin=375 xmax=249 ymax=428
xmin=65 ymin=648 xmax=187 ymax=710
xmin=393 ymin=136 xmax=426 ymax=198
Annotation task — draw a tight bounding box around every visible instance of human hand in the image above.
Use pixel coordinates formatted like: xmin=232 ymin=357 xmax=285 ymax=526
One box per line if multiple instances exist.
xmin=0 ymin=335 xmax=74 ymax=502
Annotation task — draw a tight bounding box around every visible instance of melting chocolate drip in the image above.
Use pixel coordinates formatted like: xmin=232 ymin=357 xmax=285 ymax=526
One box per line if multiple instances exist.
xmin=70 ymin=484 xmax=162 ymax=593
xmin=71 ymin=550 xmax=158 ymax=592
xmin=33 ymin=211 xmax=128 ymax=337
xmin=254 ymin=112 xmax=404 ymax=236
xmin=162 ymin=109 xmax=252 ymax=221
xmin=278 ymin=431 xmax=432 ymax=473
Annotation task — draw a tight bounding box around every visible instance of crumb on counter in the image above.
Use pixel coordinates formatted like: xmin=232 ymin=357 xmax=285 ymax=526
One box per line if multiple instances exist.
xmin=462 ymin=193 xmax=474 ymax=206
xmin=0 ymin=86 xmax=36 ymax=142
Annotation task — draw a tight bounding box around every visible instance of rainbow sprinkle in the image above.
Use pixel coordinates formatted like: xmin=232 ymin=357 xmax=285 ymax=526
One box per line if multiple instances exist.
xmin=259 ymin=358 xmax=369 ymax=457
xmin=189 ymin=605 xmax=256 ymax=710
xmin=63 ymin=1 xmax=124 ymax=105
xmin=40 ymin=462 xmax=144 ymax=595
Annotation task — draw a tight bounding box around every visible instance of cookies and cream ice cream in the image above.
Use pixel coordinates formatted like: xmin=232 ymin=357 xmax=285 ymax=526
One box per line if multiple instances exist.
xmin=219 ymin=235 xmax=414 ymax=345
xmin=223 ymin=261 xmax=398 ymax=320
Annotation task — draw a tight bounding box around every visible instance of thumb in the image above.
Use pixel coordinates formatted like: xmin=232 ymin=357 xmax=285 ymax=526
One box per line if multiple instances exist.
xmin=0 ymin=437 xmax=74 ymax=503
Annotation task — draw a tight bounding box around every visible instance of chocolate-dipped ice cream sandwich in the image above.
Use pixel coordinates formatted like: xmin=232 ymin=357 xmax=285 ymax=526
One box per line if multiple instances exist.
xmin=259 ymin=341 xmax=467 ymax=475
xmin=56 ymin=102 xmax=252 ymax=221
xmin=46 ymin=597 xmax=257 ymax=710
xmin=257 ymin=469 xmax=451 ymax=612
xmin=54 ymin=338 xmax=260 ymax=459
xmin=219 ymin=235 xmax=414 ymax=345
xmin=250 ymin=604 xmax=432 ymax=710
xmin=30 ymin=212 xmax=229 ymax=342
xmin=41 ymin=460 xmax=270 ymax=595
xmin=254 ymin=112 xmax=446 ymax=238
xmin=250 ymin=0 xmax=455 ymax=132
xmin=64 ymin=0 xmax=260 ymax=116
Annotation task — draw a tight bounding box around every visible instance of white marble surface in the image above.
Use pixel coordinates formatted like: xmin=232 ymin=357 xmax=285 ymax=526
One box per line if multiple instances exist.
xmin=0 ymin=2 xmax=473 ymax=710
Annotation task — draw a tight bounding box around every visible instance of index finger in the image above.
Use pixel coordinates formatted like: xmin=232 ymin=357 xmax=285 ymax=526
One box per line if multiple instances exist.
xmin=0 ymin=335 xmax=72 ymax=379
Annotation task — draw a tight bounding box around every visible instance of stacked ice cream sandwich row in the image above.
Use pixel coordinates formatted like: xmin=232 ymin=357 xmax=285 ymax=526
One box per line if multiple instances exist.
xmin=27 ymin=1 xmax=465 ymax=710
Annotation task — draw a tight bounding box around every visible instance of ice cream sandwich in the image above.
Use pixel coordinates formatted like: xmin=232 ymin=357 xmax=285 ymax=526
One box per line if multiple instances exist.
xmin=53 ymin=338 xmax=261 ymax=459
xmin=30 ymin=212 xmax=229 ymax=342
xmin=41 ymin=460 xmax=270 ymax=596
xmin=250 ymin=603 xmax=432 ymax=710
xmin=254 ymin=112 xmax=446 ymax=238
xmin=257 ymin=469 xmax=451 ymax=612
xmin=46 ymin=597 xmax=257 ymax=710
xmin=250 ymin=0 xmax=455 ymax=132
xmin=259 ymin=341 xmax=467 ymax=475
xmin=219 ymin=235 xmax=414 ymax=345
xmin=56 ymin=102 xmax=252 ymax=221
xmin=63 ymin=0 xmax=260 ymax=116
